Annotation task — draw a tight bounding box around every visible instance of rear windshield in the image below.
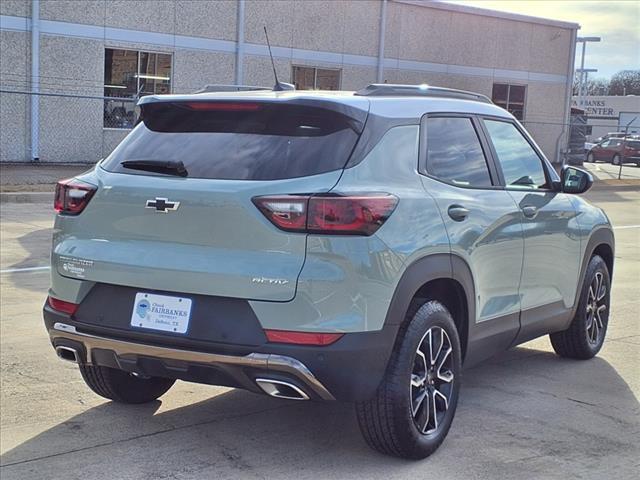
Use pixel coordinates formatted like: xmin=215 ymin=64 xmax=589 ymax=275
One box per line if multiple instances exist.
xmin=101 ymin=102 xmax=361 ymax=180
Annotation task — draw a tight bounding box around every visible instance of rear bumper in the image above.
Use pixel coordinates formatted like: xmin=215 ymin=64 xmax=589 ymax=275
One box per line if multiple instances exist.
xmin=44 ymin=305 xmax=398 ymax=402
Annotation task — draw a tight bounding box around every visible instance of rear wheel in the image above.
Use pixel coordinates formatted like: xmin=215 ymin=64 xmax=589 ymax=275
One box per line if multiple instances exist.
xmin=550 ymin=255 xmax=610 ymax=359
xmin=612 ymin=154 xmax=621 ymax=165
xmin=355 ymin=300 xmax=462 ymax=459
xmin=79 ymin=364 xmax=175 ymax=404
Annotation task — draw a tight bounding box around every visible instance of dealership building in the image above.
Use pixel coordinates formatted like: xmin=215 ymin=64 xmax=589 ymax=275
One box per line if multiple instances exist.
xmin=1 ymin=0 xmax=578 ymax=163
xmin=572 ymin=95 xmax=640 ymax=141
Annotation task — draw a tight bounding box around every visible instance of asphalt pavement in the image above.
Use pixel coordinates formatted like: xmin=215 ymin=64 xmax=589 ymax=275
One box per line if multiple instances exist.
xmin=0 ymin=187 xmax=638 ymax=480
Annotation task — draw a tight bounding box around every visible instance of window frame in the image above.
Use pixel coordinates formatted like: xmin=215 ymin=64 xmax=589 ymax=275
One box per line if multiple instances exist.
xmin=491 ymin=82 xmax=527 ymax=121
xmin=477 ymin=115 xmax=558 ymax=192
xmin=103 ymin=47 xmax=174 ymax=130
xmin=418 ymin=113 xmax=502 ymax=190
xmin=291 ymin=65 xmax=342 ymax=90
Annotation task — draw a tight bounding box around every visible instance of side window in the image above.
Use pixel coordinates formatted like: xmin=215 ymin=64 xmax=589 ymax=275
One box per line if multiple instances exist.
xmin=484 ymin=120 xmax=549 ymax=189
xmin=425 ymin=117 xmax=493 ymax=187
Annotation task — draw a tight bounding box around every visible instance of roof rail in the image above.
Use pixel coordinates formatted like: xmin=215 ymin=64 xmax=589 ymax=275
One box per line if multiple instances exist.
xmin=354 ymin=84 xmax=493 ymax=104
xmin=194 ymin=84 xmax=271 ymax=93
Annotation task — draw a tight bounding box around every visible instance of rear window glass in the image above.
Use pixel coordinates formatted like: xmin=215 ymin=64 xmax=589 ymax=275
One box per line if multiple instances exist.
xmin=101 ymin=102 xmax=361 ymax=180
xmin=627 ymin=140 xmax=640 ymax=149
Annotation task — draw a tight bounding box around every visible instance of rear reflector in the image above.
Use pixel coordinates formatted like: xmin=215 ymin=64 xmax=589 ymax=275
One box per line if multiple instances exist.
xmin=253 ymin=193 xmax=398 ymax=236
xmin=264 ymin=330 xmax=344 ymax=346
xmin=47 ymin=296 xmax=79 ymax=315
xmin=54 ymin=178 xmax=97 ymax=215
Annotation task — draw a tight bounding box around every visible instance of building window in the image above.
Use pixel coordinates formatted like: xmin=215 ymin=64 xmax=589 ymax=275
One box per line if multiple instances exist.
xmin=492 ymin=83 xmax=526 ymax=120
xmin=104 ymin=48 xmax=172 ymax=128
xmin=292 ymin=66 xmax=341 ymax=90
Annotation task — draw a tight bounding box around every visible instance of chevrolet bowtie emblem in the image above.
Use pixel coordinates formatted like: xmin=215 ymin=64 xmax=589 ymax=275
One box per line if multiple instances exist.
xmin=145 ymin=197 xmax=180 ymax=213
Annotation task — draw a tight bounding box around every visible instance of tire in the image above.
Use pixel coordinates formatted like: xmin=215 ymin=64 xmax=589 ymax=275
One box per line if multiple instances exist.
xmin=355 ymin=300 xmax=462 ymax=459
xmin=79 ymin=364 xmax=175 ymax=404
xmin=612 ymin=154 xmax=621 ymax=165
xmin=586 ymin=152 xmax=594 ymax=163
xmin=550 ymin=255 xmax=610 ymax=359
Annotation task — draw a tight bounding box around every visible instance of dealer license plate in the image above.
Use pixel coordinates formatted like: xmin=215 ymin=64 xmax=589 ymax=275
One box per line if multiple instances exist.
xmin=130 ymin=292 xmax=192 ymax=334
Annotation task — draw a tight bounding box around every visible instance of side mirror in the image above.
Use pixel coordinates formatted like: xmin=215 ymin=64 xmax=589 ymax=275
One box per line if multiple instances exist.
xmin=561 ymin=165 xmax=593 ymax=194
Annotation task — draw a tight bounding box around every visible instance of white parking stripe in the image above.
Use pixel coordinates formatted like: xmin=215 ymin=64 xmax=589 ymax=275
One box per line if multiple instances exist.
xmin=0 ymin=266 xmax=51 ymax=274
xmin=613 ymin=225 xmax=640 ymax=230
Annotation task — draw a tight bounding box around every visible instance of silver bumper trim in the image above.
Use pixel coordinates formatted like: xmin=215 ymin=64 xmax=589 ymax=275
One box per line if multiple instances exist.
xmin=50 ymin=322 xmax=335 ymax=400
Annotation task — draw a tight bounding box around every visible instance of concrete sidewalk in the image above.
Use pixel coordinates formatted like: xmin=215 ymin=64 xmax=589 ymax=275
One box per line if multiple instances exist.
xmin=0 ymin=163 xmax=94 ymax=193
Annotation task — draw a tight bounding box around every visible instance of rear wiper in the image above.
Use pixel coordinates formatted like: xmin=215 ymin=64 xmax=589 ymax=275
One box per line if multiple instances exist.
xmin=120 ymin=159 xmax=188 ymax=177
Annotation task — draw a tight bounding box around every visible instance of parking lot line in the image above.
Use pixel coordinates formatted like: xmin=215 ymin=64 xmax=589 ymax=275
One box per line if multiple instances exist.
xmin=613 ymin=225 xmax=640 ymax=230
xmin=0 ymin=266 xmax=50 ymax=274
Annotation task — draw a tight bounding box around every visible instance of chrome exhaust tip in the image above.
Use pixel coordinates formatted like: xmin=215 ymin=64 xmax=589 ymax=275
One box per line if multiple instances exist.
xmin=56 ymin=345 xmax=79 ymax=363
xmin=256 ymin=378 xmax=309 ymax=400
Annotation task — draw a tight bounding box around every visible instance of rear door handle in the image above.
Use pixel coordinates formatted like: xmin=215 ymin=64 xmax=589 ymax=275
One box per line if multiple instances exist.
xmin=522 ymin=205 xmax=538 ymax=218
xmin=448 ymin=205 xmax=469 ymax=221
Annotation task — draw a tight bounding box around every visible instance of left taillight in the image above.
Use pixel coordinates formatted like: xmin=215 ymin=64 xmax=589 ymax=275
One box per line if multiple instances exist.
xmin=47 ymin=296 xmax=79 ymax=315
xmin=54 ymin=178 xmax=97 ymax=215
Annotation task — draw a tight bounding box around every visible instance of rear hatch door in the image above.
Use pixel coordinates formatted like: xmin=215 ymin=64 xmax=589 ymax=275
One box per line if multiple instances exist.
xmin=53 ymin=97 xmax=368 ymax=301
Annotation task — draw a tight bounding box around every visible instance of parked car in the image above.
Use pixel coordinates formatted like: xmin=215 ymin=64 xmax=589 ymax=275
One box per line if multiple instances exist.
xmin=45 ymin=84 xmax=614 ymax=460
xmin=594 ymin=132 xmax=627 ymax=144
xmin=587 ymin=137 xmax=640 ymax=166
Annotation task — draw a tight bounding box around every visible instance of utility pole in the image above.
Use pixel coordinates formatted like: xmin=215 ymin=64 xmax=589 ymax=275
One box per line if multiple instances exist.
xmin=576 ymin=36 xmax=601 ymax=108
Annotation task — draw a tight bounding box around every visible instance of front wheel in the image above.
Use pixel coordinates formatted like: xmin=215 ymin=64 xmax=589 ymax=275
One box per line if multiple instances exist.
xmin=550 ymin=255 xmax=611 ymax=359
xmin=79 ymin=364 xmax=175 ymax=404
xmin=355 ymin=300 xmax=462 ymax=459
xmin=612 ymin=154 xmax=621 ymax=165
xmin=587 ymin=152 xmax=594 ymax=163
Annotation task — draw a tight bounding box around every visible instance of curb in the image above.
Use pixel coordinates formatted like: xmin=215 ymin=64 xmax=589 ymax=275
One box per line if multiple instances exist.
xmin=0 ymin=192 xmax=53 ymax=204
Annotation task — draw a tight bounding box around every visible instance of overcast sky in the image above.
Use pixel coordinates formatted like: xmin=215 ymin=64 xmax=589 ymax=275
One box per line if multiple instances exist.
xmin=446 ymin=0 xmax=640 ymax=79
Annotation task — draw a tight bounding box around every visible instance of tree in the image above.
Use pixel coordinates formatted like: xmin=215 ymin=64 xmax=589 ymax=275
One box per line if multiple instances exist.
xmin=608 ymin=70 xmax=640 ymax=96
xmin=572 ymin=74 xmax=610 ymax=96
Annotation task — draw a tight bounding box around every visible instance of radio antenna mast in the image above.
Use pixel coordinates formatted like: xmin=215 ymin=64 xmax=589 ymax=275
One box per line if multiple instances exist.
xmin=264 ymin=26 xmax=294 ymax=91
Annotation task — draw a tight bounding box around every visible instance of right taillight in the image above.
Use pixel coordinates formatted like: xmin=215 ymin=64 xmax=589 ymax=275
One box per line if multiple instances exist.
xmin=54 ymin=178 xmax=97 ymax=215
xmin=252 ymin=193 xmax=398 ymax=236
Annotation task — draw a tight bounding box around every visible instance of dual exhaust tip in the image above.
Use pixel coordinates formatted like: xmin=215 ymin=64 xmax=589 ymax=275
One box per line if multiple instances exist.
xmin=255 ymin=378 xmax=309 ymax=400
xmin=55 ymin=346 xmax=310 ymax=401
xmin=56 ymin=345 xmax=80 ymax=363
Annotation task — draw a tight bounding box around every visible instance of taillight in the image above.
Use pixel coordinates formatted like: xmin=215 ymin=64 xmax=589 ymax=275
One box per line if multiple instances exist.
xmin=264 ymin=329 xmax=344 ymax=346
xmin=253 ymin=194 xmax=398 ymax=236
xmin=54 ymin=178 xmax=96 ymax=215
xmin=47 ymin=296 xmax=79 ymax=315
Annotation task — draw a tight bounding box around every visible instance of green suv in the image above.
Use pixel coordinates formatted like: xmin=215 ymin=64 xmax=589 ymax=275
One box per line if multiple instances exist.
xmin=44 ymin=84 xmax=614 ymax=459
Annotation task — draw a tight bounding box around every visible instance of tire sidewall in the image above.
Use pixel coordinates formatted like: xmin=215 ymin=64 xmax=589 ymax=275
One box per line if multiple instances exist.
xmin=575 ymin=256 xmax=611 ymax=356
xmin=391 ymin=302 xmax=462 ymax=457
xmin=612 ymin=154 xmax=620 ymax=165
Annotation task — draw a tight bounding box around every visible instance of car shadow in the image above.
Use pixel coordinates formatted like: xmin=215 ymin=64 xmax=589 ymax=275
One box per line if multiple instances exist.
xmin=1 ymin=346 xmax=638 ymax=479
xmin=3 ymin=227 xmax=52 ymax=293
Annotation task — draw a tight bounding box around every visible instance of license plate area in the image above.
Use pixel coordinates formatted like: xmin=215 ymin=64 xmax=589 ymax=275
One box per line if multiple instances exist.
xmin=130 ymin=292 xmax=192 ymax=334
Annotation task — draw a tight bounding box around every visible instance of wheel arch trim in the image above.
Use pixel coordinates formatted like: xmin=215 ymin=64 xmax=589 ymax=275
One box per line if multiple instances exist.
xmin=382 ymin=253 xmax=476 ymax=358
xmin=572 ymin=227 xmax=615 ymax=317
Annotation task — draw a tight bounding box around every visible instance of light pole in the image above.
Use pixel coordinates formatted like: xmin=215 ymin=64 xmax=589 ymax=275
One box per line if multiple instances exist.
xmin=576 ymin=36 xmax=601 ymax=107
xmin=576 ymin=68 xmax=598 ymax=99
